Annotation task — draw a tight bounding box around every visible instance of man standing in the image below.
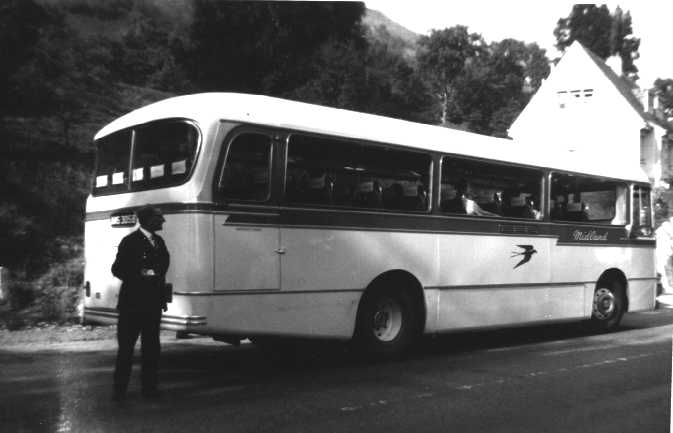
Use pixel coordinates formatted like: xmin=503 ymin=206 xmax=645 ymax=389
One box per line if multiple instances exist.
xmin=111 ymin=205 xmax=170 ymax=402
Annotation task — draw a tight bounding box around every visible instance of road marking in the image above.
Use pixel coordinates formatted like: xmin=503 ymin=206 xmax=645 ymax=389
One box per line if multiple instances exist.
xmin=339 ymin=351 xmax=664 ymax=413
xmin=453 ymin=352 xmax=657 ymax=392
xmin=541 ymin=344 xmax=615 ymax=356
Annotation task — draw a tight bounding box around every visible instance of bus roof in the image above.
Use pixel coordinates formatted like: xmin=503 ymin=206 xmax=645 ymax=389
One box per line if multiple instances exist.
xmin=94 ymin=92 xmax=650 ymax=183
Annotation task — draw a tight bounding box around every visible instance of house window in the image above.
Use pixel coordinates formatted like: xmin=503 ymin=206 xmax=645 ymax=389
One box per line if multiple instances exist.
xmin=557 ymin=89 xmax=594 ymax=108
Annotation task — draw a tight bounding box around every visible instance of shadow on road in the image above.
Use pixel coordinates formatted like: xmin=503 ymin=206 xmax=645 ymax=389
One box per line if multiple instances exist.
xmin=159 ymin=309 xmax=673 ymax=381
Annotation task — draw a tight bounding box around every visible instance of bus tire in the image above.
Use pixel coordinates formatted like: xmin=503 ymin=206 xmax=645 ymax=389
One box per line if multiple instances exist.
xmin=354 ymin=285 xmax=419 ymax=359
xmin=588 ymin=280 xmax=626 ymax=332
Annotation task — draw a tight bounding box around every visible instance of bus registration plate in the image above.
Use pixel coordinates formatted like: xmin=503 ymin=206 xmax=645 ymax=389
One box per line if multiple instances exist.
xmin=110 ymin=213 xmax=137 ymax=227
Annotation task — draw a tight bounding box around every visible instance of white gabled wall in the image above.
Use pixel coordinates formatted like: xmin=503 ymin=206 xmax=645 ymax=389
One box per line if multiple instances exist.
xmin=509 ymin=42 xmax=646 ymax=179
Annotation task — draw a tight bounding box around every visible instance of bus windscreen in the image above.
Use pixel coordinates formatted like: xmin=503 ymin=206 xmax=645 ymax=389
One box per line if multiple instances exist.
xmin=93 ymin=120 xmax=199 ymax=195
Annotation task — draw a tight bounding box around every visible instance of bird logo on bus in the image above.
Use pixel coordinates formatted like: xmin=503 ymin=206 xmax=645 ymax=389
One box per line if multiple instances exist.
xmin=511 ymin=245 xmax=537 ymax=269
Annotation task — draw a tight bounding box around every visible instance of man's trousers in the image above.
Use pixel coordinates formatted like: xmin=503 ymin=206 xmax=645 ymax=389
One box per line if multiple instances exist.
xmin=113 ymin=309 xmax=161 ymax=394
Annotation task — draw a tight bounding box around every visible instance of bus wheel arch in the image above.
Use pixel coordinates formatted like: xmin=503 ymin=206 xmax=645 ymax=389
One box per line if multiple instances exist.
xmin=353 ymin=270 xmax=425 ymax=358
xmin=590 ymin=268 xmax=628 ymax=332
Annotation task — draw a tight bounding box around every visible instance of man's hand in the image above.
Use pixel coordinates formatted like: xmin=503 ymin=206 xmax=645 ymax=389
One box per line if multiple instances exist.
xmin=162 ymin=303 xmax=168 ymax=312
xmin=141 ymin=268 xmax=156 ymax=277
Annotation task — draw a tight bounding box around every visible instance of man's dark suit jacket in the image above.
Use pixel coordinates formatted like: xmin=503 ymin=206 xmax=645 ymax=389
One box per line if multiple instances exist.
xmin=111 ymin=229 xmax=170 ymax=313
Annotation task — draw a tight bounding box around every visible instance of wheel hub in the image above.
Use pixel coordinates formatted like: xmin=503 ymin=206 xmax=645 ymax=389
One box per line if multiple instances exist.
xmin=371 ymin=299 xmax=402 ymax=342
xmin=593 ymin=288 xmax=615 ymax=320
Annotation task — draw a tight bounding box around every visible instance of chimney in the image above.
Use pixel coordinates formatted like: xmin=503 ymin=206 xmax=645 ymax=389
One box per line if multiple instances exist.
xmin=653 ymin=92 xmax=660 ymax=111
xmin=641 ymin=89 xmax=650 ymax=113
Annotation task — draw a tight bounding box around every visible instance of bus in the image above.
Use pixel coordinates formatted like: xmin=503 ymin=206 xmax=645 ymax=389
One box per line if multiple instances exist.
xmin=83 ymin=93 xmax=656 ymax=357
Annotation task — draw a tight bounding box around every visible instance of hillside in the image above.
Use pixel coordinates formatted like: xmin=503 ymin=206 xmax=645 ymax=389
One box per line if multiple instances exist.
xmin=363 ymin=8 xmax=420 ymax=60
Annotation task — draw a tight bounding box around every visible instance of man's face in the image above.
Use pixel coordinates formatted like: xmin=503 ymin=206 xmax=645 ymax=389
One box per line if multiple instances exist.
xmin=142 ymin=212 xmax=165 ymax=233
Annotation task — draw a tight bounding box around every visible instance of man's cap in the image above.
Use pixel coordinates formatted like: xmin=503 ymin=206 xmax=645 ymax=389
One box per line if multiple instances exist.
xmin=136 ymin=205 xmax=165 ymax=225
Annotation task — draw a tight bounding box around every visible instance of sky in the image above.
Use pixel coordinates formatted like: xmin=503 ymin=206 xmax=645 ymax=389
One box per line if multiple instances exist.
xmin=364 ymin=1 xmax=673 ymax=88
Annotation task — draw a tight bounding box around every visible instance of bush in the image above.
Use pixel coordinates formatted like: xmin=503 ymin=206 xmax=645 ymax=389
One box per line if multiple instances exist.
xmin=34 ymin=255 xmax=84 ymax=323
xmin=7 ymin=280 xmax=36 ymax=310
xmin=1 ymin=236 xmax=84 ymax=328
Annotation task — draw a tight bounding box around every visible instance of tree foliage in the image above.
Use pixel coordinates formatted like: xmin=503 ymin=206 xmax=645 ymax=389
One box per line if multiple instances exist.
xmin=111 ymin=1 xmax=191 ymax=92
xmin=554 ymin=4 xmax=640 ymax=81
xmin=418 ymin=27 xmax=549 ymax=135
xmin=186 ymin=1 xmax=366 ymax=95
xmin=417 ymin=26 xmax=485 ymax=126
xmin=654 ymin=78 xmax=673 ymax=121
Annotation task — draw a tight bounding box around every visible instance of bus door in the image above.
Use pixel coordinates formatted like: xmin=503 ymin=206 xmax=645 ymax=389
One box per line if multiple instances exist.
xmin=214 ymin=130 xmax=280 ymax=292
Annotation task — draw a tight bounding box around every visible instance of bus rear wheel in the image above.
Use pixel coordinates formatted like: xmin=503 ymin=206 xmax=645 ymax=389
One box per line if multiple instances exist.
xmin=354 ymin=286 xmax=419 ymax=359
xmin=589 ymin=280 xmax=625 ymax=332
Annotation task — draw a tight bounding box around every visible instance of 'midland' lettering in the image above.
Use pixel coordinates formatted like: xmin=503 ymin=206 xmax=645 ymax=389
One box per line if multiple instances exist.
xmin=572 ymin=230 xmax=608 ymax=241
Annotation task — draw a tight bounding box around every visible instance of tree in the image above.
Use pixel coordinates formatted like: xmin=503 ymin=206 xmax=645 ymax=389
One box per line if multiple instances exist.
xmin=610 ymin=6 xmax=640 ymax=80
xmin=417 ymin=27 xmax=550 ymax=136
xmin=361 ymin=38 xmax=434 ymax=123
xmin=654 ymin=78 xmax=673 ymax=120
xmin=286 ymin=30 xmax=434 ymax=121
xmin=554 ymin=4 xmax=640 ymax=81
xmin=417 ymin=26 xmax=486 ymax=125
xmin=111 ymin=1 xmax=191 ymax=92
xmin=482 ymin=39 xmax=550 ymax=135
xmin=0 ymin=1 xmax=109 ymax=275
xmin=186 ymin=1 xmax=366 ymax=95
xmin=0 ymin=0 xmax=60 ymax=115
xmin=554 ymin=5 xmax=613 ymax=58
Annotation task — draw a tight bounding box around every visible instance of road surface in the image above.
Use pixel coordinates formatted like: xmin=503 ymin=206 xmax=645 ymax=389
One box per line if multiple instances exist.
xmin=1 ymin=310 xmax=671 ymax=433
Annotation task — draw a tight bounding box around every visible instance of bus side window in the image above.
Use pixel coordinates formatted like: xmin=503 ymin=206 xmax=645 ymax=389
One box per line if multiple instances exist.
xmin=440 ymin=157 xmax=542 ymax=219
xmin=632 ymin=185 xmax=653 ymax=237
xmin=219 ymin=133 xmax=272 ymax=202
xmin=550 ymin=173 xmax=626 ymax=225
xmin=286 ymin=134 xmax=431 ymax=212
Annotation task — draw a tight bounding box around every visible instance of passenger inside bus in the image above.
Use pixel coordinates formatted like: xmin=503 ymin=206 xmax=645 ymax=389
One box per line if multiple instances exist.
xmin=522 ymin=196 xmax=542 ymax=220
xmin=353 ymin=180 xmax=383 ymax=208
xmin=442 ymin=179 xmax=499 ymax=217
xmin=565 ymin=201 xmax=590 ymax=221
xmin=481 ymin=191 xmax=504 ymax=215
xmin=305 ymin=171 xmax=334 ymax=204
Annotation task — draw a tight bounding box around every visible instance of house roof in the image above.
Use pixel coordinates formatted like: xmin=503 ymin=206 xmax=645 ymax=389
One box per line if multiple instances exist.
xmin=579 ymin=43 xmax=672 ymax=131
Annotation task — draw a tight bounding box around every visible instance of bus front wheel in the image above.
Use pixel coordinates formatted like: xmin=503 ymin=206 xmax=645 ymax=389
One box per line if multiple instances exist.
xmin=589 ymin=280 xmax=625 ymax=332
xmin=354 ymin=286 xmax=419 ymax=359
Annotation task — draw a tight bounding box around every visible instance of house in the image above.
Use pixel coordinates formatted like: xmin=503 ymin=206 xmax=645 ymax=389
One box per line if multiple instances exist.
xmin=509 ymin=41 xmax=673 ymax=188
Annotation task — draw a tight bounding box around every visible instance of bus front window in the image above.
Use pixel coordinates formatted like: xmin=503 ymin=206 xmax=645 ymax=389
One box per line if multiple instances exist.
xmin=132 ymin=121 xmax=199 ymax=190
xmin=92 ymin=120 xmax=199 ymax=196
xmin=94 ymin=130 xmax=132 ymax=195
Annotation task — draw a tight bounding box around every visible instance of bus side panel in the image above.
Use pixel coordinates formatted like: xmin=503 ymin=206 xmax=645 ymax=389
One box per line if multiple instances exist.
xmin=83 ymin=219 xmax=132 ymax=317
xmin=279 ymin=228 xmax=438 ymax=293
xmin=160 ymin=212 xmax=215 ymax=312
xmin=201 ymin=291 xmax=361 ymax=338
xmin=628 ymin=279 xmax=657 ymax=312
xmin=270 ymin=228 xmax=437 ymax=338
xmin=551 ymin=244 xmax=656 ymax=313
xmin=433 ymin=233 xmax=556 ymax=330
